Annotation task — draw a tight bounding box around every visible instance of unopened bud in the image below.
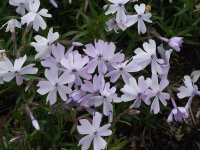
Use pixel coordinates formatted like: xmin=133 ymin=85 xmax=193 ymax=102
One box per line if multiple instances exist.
xmin=71 ymin=42 xmax=83 ymax=47
xmin=32 ymin=119 xmax=40 ymax=130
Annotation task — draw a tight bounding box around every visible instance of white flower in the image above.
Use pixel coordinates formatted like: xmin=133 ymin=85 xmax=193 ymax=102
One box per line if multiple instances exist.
xmin=0 ymin=19 xmax=21 ymax=33
xmin=0 ymin=55 xmax=38 ymax=85
xmin=105 ymin=18 xmax=120 ymax=33
xmin=92 ymin=79 xmax=121 ymax=116
xmin=132 ymin=39 xmax=164 ymax=75
xmin=77 ymin=112 xmax=112 ymax=150
xmin=31 ymin=27 xmax=59 ymax=60
xmin=9 ymin=0 xmax=30 ymax=15
xmin=177 ymin=76 xmax=199 ymax=99
xmin=21 ymin=0 xmax=52 ymax=31
xmin=121 ymin=76 xmax=151 ymax=108
xmin=104 ymin=0 xmax=129 ymax=24
xmin=145 ymin=74 xmax=170 ymax=114
xmin=124 ymin=3 xmax=152 ymax=34
xmin=37 ymin=67 xmax=75 ymax=105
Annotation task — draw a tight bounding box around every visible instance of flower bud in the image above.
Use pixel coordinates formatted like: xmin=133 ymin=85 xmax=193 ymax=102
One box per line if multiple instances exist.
xmin=168 ymin=37 xmax=183 ymax=52
xmin=32 ymin=119 xmax=40 ymax=131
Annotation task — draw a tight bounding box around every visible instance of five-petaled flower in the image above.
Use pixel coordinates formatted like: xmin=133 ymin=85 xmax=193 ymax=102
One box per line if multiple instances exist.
xmin=37 ymin=67 xmax=75 ymax=105
xmin=77 ymin=112 xmax=112 ymax=150
xmin=21 ymin=0 xmax=52 ymax=31
xmin=0 ymin=55 xmax=38 ymax=85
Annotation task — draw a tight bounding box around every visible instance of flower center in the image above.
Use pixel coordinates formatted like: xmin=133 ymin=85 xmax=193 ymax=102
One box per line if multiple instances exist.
xmin=15 ymin=71 xmax=19 ymax=74
xmin=119 ymin=68 xmax=124 ymax=71
xmin=72 ymin=69 xmax=77 ymax=73
xmin=94 ymin=131 xmax=97 ymax=135
xmin=55 ymin=83 xmax=59 ymax=87
xmin=138 ymin=15 xmax=142 ymax=18
xmin=47 ymin=42 xmax=51 ymax=46
xmin=119 ymin=3 xmax=123 ymax=7
xmin=93 ymin=91 xmax=98 ymax=95
xmin=98 ymin=55 xmax=102 ymax=59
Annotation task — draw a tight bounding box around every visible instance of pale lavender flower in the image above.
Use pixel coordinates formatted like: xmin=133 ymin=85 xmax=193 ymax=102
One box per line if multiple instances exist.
xmin=83 ymin=39 xmax=124 ymax=74
xmin=157 ymin=44 xmax=173 ymax=78
xmin=145 ymin=74 xmax=170 ymax=114
xmin=123 ymin=4 xmax=152 ymax=34
xmin=167 ymin=98 xmax=188 ymax=122
xmin=31 ymin=27 xmax=59 ymax=60
xmin=159 ymin=37 xmax=183 ymax=52
xmin=0 ymin=55 xmax=38 ymax=85
xmin=106 ymin=59 xmax=141 ymax=84
xmin=104 ymin=0 xmax=129 ymax=24
xmin=0 ymin=19 xmax=21 ymax=33
xmin=121 ymin=76 xmax=151 ymax=108
xmin=41 ymin=43 xmax=68 ymax=69
xmin=80 ymin=74 xmax=103 ymax=106
xmin=50 ymin=0 xmax=58 ymax=8
xmin=9 ymin=0 xmax=30 ymax=15
xmin=132 ymin=39 xmax=164 ymax=75
xmin=29 ymin=111 xmax=40 ymax=130
xmin=105 ymin=18 xmax=120 ymax=33
xmin=60 ymin=52 xmax=92 ymax=85
xmin=77 ymin=112 xmax=112 ymax=150
xmin=37 ymin=67 xmax=75 ymax=105
xmin=92 ymin=79 xmax=121 ymax=116
xmin=177 ymin=75 xmax=199 ymax=99
xmin=21 ymin=0 xmax=52 ymax=31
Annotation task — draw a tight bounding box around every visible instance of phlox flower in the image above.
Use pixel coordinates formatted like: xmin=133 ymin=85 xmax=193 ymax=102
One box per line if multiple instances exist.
xmin=105 ymin=18 xmax=120 ymax=33
xmin=9 ymin=0 xmax=30 ymax=15
xmin=21 ymin=0 xmax=52 ymax=31
xmin=106 ymin=59 xmax=141 ymax=84
xmin=104 ymin=0 xmax=129 ymax=24
xmin=145 ymin=74 xmax=170 ymax=114
xmin=157 ymin=44 xmax=173 ymax=78
xmin=0 ymin=55 xmax=38 ymax=85
xmin=177 ymin=75 xmax=199 ymax=99
xmin=92 ymin=79 xmax=121 ymax=116
xmin=123 ymin=4 xmax=152 ymax=34
xmin=167 ymin=98 xmax=188 ymax=122
xmin=132 ymin=39 xmax=164 ymax=75
xmin=80 ymin=74 xmax=103 ymax=106
xmin=83 ymin=39 xmax=124 ymax=74
xmin=121 ymin=76 xmax=151 ymax=108
xmin=77 ymin=112 xmax=112 ymax=150
xmin=159 ymin=36 xmax=183 ymax=52
xmin=60 ymin=52 xmax=92 ymax=85
xmin=37 ymin=67 xmax=75 ymax=105
xmin=31 ymin=27 xmax=59 ymax=60
xmin=0 ymin=19 xmax=21 ymax=33
xmin=41 ymin=43 xmax=69 ymax=69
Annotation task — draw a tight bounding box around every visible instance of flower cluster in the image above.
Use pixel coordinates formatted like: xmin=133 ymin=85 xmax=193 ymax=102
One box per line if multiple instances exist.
xmin=104 ymin=1 xmax=152 ymax=34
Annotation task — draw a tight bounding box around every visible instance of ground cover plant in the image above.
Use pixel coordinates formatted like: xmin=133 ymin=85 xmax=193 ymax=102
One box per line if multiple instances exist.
xmin=0 ymin=0 xmax=200 ymax=149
